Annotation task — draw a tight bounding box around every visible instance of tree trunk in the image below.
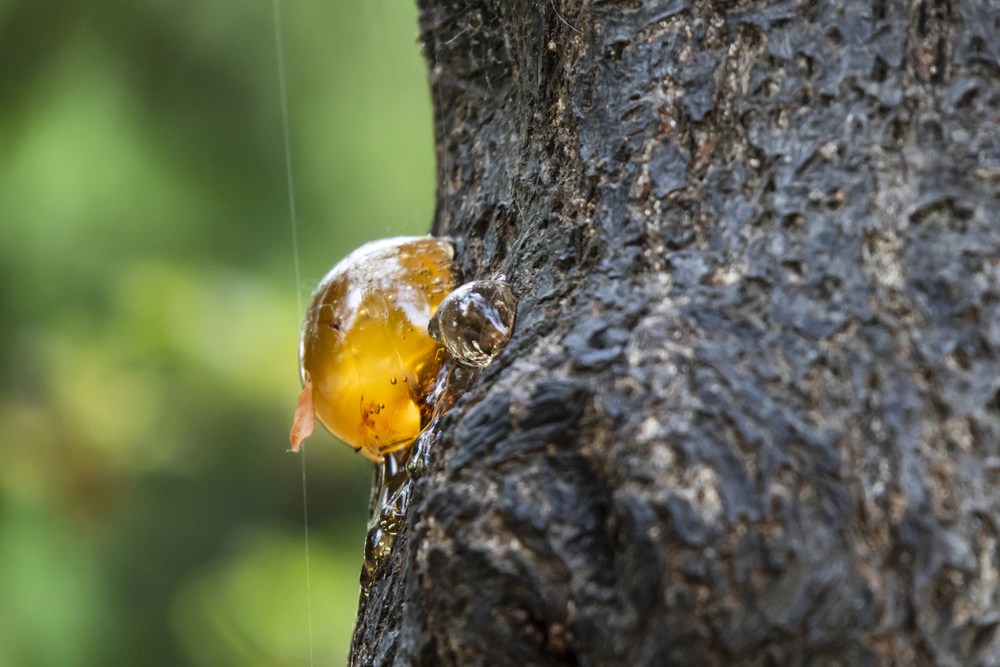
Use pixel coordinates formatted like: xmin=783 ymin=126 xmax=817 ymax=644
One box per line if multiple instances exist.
xmin=350 ymin=0 xmax=1000 ymax=664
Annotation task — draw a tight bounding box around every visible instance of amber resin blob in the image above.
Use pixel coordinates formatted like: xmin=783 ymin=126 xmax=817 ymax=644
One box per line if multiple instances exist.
xmin=290 ymin=236 xmax=457 ymax=460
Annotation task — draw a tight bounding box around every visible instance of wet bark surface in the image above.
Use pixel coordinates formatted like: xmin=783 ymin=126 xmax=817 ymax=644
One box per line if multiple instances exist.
xmin=350 ymin=0 xmax=1000 ymax=665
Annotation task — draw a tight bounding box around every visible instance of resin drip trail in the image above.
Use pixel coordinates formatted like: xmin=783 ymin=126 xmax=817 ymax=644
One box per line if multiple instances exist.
xmin=360 ymin=364 xmax=456 ymax=593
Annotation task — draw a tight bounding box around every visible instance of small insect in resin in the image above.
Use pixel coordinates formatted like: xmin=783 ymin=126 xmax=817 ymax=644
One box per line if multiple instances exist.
xmin=290 ymin=236 xmax=457 ymax=460
xmin=428 ymin=278 xmax=517 ymax=368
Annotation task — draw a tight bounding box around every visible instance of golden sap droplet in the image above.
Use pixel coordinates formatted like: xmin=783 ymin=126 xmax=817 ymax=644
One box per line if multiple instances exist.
xmin=297 ymin=237 xmax=457 ymax=460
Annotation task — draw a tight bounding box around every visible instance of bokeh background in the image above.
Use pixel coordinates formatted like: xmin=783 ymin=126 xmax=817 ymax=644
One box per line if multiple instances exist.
xmin=0 ymin=1 xmax=435 ymax=664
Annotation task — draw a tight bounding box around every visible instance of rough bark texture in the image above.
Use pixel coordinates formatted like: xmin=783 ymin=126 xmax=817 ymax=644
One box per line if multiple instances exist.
xmin=350 ymin=0 xmax=1000 ymax=665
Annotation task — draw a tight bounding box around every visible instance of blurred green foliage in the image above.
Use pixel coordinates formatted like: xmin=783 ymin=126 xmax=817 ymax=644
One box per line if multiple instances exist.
xmin=0 ymin=0 xmax=435 ymax=664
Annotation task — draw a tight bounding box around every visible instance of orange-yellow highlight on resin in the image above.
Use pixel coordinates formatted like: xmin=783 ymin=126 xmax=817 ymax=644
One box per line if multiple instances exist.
xmin=290 ymin=237 xmax=456 ymax=461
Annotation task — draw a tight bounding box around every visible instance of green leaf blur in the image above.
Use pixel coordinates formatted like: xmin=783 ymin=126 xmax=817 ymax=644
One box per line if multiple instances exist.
xmin=0 ymin=1 xmax=434 ymax=664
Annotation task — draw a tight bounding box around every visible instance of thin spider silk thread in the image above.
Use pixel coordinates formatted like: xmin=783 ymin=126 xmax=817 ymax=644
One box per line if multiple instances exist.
xmin=430 ymin=8 xmax=450 ymax=233
xmin=549 ymin=0 xmax=581 ymax=34
xmin=271 ymin=1 xmax=315 ymax=666
xmin=434 ymin=60 xmax=448 ymax=231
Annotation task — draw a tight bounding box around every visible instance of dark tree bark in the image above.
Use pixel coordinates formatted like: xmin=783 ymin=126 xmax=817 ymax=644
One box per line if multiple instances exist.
xmin=350 ymin=0 xmax=1000 ymax=664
